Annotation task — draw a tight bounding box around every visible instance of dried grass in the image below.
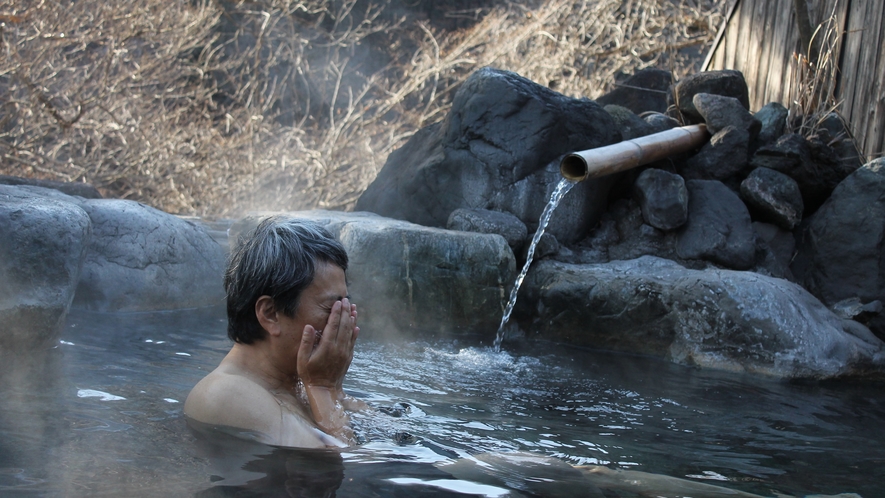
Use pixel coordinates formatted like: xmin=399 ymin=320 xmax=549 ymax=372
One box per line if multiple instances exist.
xmin=0 ymin=0 xmax=726 ymax=217
xmin=786 ymin=5 xmax=845 ymax=140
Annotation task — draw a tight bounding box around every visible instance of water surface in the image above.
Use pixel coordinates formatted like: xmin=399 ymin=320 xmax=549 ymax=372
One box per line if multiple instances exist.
xmin=1 ymin=306 xmax=883 ymax=496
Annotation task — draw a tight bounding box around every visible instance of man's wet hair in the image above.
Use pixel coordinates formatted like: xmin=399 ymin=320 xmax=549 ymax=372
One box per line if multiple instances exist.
xmin=224 ymin=216 xmax=348 ymax=344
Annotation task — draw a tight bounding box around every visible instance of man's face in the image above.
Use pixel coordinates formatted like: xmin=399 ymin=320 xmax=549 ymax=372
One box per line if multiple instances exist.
xmin=279 ymin=261 xmax=349 ymax=352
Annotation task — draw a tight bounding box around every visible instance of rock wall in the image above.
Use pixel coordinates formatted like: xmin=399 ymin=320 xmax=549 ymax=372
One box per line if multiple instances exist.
xmin=0 ymin=185 xmax=225 ymax=352
xmin=356 ymin=67 xmax=885 ymax=379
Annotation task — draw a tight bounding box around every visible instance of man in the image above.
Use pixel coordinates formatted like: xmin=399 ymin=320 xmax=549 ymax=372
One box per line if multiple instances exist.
xmin=185 ymin=216 xmax=364 ymax=448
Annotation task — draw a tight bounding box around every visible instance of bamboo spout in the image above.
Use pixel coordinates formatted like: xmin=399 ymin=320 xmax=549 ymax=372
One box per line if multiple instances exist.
xmin=560 ymin=124 xmax=709 ymax=182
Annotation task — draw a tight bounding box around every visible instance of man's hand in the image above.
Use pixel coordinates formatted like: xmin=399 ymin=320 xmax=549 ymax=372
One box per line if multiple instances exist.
xmin=296 ymin=298 xmax=358 ymax=389
xmin=295 ymin=298 xmax=360 ymax=444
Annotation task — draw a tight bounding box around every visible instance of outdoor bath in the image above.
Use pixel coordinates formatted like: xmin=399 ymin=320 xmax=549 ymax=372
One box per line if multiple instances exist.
xmin=2 ymin=304 xmax=884 ymax=497
xmin=4 ymin=61 xmax=885 ymax=498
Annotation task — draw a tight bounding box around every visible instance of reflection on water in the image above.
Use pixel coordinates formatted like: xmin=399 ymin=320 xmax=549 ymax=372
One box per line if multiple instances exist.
xmin=1 ymin=306 xmax=883 ymax=496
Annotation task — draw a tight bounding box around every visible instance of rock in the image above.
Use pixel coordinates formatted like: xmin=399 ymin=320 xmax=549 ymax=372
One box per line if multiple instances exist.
xmin=575 ymin=198 xmax=685 ymax=266
xmin=750 ymin=133 xmax=850 ymax=213
xmin=596 ymin=68 xmax=672 ymax=114
xmin=752 ymin=222 xmax=795 ymax=280
xmin=817 ymin=112 xmax=852 ymax=142
xmin=72 ymin=199 xmax=226 ymax=312
xmin=740 ymin=167 xmax=804 ymax=230
xmin=447 ymin=208 xmax=528 ymax=253
xmin=692 ymin=93 xmax=761 ymax=136
xmin=810 ymin=117 xmax=862 ymax=176
xmin=830 ymin=297 xmax=883 ymax=324
xmin=356 ymin=67 xmax=621 ymax=244
xmin=603 ymin=105 xmax=656 ymax=140
xmin=671 ymin=70 xmax=750 ymax=122
xmin=677 ymin=180 xmax=755 ymax=270
xmin=0 ymin=186 xmax=92 ymax=351
xmin=831 ymin=138 xmax=864 ymax=174
xmin=644 ymin=112 xmax=680 ymax=133
xmin=230 ymin=211 xmax=516 ymax=338
xmin=524 ymin=231 xmax=560 ymax=261
xmin=754 ymin=102 xmax=788 ymax=146
xmin=680 ymin=126 xmax=750 ymax=184
xmin=751 ymin=133 xmax=810 ymax=174
xmin=633 ymin=168 xmax=688 ymax=230
xmin=0 ymin=174 xmax=103 ymax=199
xmin=520 ymin=256 xmax=885 ymax=379
xmin=792 ymin=158 xmax=885 ymax=339
xmin=578 ymin=216 xmax=619 ymax=256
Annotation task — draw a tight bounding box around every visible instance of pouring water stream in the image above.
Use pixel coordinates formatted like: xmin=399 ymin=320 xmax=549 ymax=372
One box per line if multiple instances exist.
xmin=494 ymin=178 xmax=576 ymax=351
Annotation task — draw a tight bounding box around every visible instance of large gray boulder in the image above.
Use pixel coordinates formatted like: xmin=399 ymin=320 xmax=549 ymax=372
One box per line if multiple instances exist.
xmin=520 ymin=256 xmax=885 ymax=379
xmin=0 ymin=174 xmax=103 ymax=199
xmin=0 ymin=186 xmax=92 ymax=351
xmin=356 ymin=67 xmax=621 ymax=244
xmin=792 ymin=158 xmax=885 ymax=339
xmin=72 ymin=199 xmax=226 ymax=312
xmin=230 ymin=211 xmax=516 ymax=338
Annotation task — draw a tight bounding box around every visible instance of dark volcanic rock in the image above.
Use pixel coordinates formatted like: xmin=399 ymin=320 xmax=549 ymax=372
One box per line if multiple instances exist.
xmin=830 ymin=297 xmax=883 ymax=325
xmin=752 ymin=222 xmax=796 ymax=280
xmin=447 ymin=208 xmax=528 ymax=253
xmin=740 ymin=167 xmax=804 ymax=230
xmin=671 ymin=70 xmax=750 ymax=122
xmin=644 ymin=112 xmax=680 ymax=133
xmin=750 ymin=133 xmax=853 ymax=213
xmin=792 ymin=158 xmax=885 ymax=339
xmin=677 ymin=180 xmax=755 ymax=270
xmin=812 ymin=115 xmax=863 ymax=175
xmin=633 ymin=168 xmax=688 ymax=230
xmin=680 ymin=126 xmax=750 ymax=184
xmin=524 ymin=231 xmax=560 ymax=261
xmin=604 ymin=105 xmax=656 ymax=140
xmin=521 ymin=256 xmax=884 ymax=379
xmin=692 ymin=93 xmax=761 ymax=136
xmin=574 ymin=198 xmax=684 ymax=265
xmin=754 ymin=102 xmax=788 ymax=147
xmin=596 ymin=68 xmax=672 ymax=114
xmin=356 ymin=67 xmax=620 ymax=244
xmin=0 ymin=174 xmax=102 ymax=199
xmin=0 ymin=186 xmax=92 ymax=351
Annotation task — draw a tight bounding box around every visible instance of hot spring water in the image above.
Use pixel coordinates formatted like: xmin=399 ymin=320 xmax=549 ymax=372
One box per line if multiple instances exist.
xmin=495 ymin=178 xmax=576 ymax=351
xmin=1 ymin=306 xmax=883 ymax=496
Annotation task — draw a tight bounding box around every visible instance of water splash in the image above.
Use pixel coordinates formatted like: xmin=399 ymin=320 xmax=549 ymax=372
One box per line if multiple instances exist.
xmin=494 ymin=178 xmax=576 ymax=351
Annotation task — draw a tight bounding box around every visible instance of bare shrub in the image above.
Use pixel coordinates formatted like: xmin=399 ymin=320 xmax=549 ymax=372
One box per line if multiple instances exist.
xmin=786 ymin=8 xmax=843 ymax=138
xmin=0 ymin=0 xmax=227 ymax=213
xmin=0 ymin=0 xmax=726 ymax=217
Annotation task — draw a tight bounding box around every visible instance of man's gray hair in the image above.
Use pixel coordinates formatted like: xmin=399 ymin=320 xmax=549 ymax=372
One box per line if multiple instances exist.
xmin=224 ymin=216 xmax=348 ymax=344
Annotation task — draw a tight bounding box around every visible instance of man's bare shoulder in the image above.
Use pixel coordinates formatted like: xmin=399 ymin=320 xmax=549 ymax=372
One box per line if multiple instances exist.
xmin=184 ymin=367 xmax=281 ymax=438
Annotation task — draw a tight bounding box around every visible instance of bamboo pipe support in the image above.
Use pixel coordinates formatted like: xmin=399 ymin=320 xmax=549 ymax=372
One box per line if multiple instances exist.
xmin=560 ymin=124 xmax=709 ymax=182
